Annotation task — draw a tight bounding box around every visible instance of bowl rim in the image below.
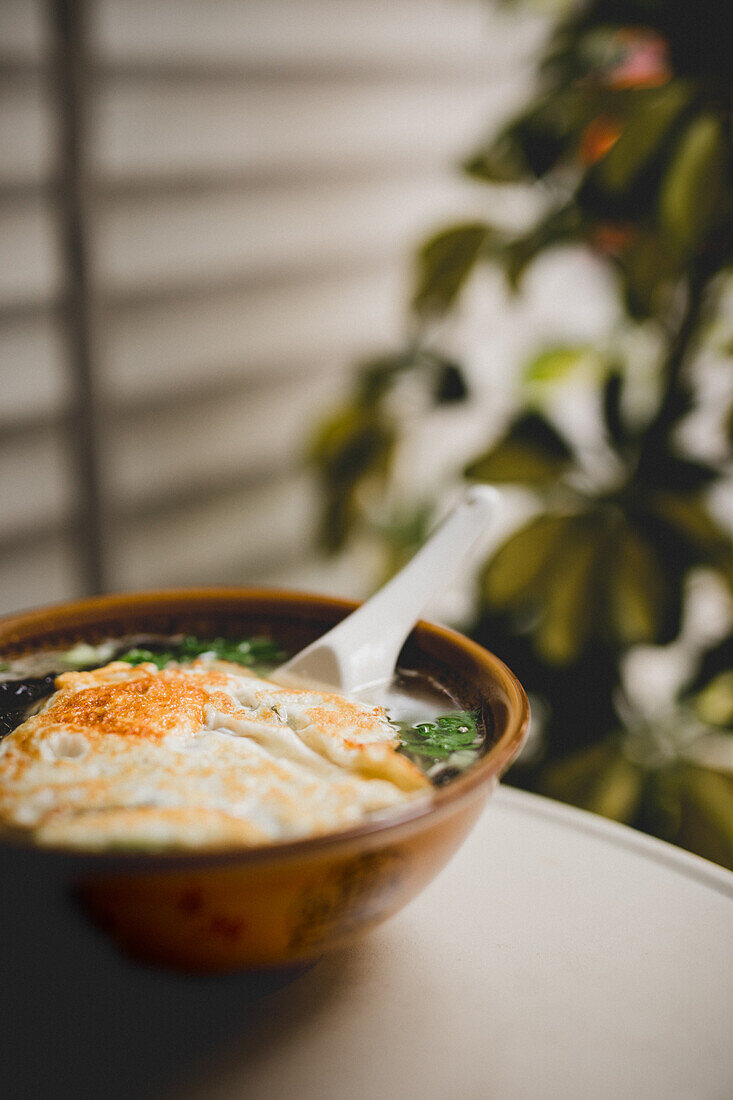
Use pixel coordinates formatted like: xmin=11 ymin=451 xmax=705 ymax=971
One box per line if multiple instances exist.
xmin=0 ymin=586 xmax=530 ymax=869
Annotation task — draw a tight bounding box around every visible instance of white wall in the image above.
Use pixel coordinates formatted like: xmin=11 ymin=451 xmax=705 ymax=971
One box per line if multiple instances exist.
xmin=0 ymin=0 xmax=551 ymax=614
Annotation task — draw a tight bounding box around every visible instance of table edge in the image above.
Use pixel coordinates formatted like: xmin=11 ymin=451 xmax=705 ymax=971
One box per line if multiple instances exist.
xmin=494 ymin=785 xmax=733 ymax=900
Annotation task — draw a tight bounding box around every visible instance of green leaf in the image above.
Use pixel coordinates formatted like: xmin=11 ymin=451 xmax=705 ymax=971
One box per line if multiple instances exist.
xmin=397 ymin=710 xmax=480 ymax=761
xmin=524 ymin=345 xmax=594 ymax=385
xmin=677 ymin=765 xmax=733 ymax=870
xmin=466 ymin=85 xmax=599 ymax=183
xmin=118 ymin=636 xmax=285 ymax=671
xmin=623 ymin=510 xmax=693 ymax=643
xmin=608 ymin=525 xmax=665 ymax=646
xmin=620 ymin=229 xmax=682 ymax=320
xmin=464 ymin=131 xmax=530 ymax=184
xmin=695 ymin=672 xmax=733 ymax=730
xmin=354 ymin=349 xmax=468 ymax=408
xmin=179 ymin=635 xmax=285 ymax=667
xmin=650 ymin=492 xmax=732 ymax=560
xmin=118 ymin=647 xmax=173 ymax=669
xmin=688 ymin=634 xmax=733 ymax=725
xmin=310 ymin=403 xmax=396 ymax=553
xmin=320 ymin=492 xmax=356 ymax=554
xmin=596 ymin=82 xmax=692 ymax=194
xmin=356 ymin=351 xmax=422 ymax=404
xmin=310 ymin=407 xmax=394 ymax=487
xmin=540 ymin=739 xmax=619 ymax=807
xmin=535 ymin=517 xmax=602 ymax=663
xmin=466 ymin=414 xmax=573 ymax=488
xmin=480 ymin=513 xmax=568 ymax=610
xmin=637 ymin=493 xmax=733 ymax=605
xmin=659 ymin=113 xmax=727 ymax=255
xmin=577 ymin=84 xmax=693 ymax=222
xmin=541 ymin=737 xmax=642 ymax=824
xmin=583 ymin=754 xmax=644 ymax=823
xmin=412 ymin=223 xmax=494 ymax=316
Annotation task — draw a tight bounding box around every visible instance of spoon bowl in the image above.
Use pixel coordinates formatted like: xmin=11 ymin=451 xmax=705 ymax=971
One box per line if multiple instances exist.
xmin=277 ymin=485 xmax=500 ymax=692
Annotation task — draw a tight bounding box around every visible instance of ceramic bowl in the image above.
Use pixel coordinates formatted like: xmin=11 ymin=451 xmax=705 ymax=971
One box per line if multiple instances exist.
xmin=0 ymin=588 xmax=529 ymax=971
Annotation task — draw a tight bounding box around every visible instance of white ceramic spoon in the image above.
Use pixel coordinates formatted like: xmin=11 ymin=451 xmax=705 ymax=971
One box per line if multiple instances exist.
xmin=275 ymin=485 xmax=500 ymax=694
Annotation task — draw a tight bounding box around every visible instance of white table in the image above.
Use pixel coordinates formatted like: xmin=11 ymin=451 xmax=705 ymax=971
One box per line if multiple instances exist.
xmin=2 ymin=787 xmax=732 ymax=1099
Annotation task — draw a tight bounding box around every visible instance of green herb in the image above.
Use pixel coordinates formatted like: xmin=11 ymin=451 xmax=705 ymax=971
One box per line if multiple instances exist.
xmin=118 ymin=635 xmax=285 ymax=671
xmin=0 ymin=663 xmax=9 ymax=672
xmin=397 ymin=710 xmax=480 ymax=760
xmin=117 ymin=647 xmax=175 ymax=670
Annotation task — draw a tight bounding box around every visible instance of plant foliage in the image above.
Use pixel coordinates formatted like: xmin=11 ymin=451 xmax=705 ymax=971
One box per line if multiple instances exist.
xmin=311 ymin=0 xmax=733 ymax=865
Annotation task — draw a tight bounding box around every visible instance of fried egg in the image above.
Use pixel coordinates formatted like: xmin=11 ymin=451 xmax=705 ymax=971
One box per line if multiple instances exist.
xmin=0 ymin=659 xmax=429 ymax=851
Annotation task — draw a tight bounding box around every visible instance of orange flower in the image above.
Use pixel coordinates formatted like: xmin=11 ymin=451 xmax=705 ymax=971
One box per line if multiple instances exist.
xmin=580 ymin=116 xmax=623 ymax=165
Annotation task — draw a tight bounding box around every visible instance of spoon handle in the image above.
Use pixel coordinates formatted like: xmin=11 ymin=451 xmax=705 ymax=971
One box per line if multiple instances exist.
xmin=280 ymin=485 xmax=500 ymax=692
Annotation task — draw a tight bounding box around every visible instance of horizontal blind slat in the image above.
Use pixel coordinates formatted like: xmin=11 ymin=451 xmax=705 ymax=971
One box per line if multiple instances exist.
xmin=102 ymin=262 xmax=405 ymax=400
xmin=95 ymin=174 xmax=464 ymax=294
xmin=0 ymin=534 xmax=81 ymax=612
xmin=94 ymin=77 xmax=524 ymax=182
xmin=0 ymin=317 xmax=69 ymax=423
xmin=105 ymin=369 xmax=348 ymax=508
xmin=0 ymin=1 xmax=47 ymax=64
xmin=0 ymin=81 xmax=53 ymax=187
xmin=0 ymin=424 xmax=75 ymax=536
xmin=0 ymin=202 xmax=61 ymax=308
xmin=108 ymin=472 xmax=319 ymax=589
xmin=95 ymin=0 xmax=547 ymax=71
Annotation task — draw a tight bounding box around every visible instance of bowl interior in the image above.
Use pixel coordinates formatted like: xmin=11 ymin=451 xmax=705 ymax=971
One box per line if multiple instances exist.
xmin=0 ymin=587 xmax=529 ymax=865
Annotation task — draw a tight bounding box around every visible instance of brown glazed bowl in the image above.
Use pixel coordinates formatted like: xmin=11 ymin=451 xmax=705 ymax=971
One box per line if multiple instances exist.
xmin=0 ymin=588 xmax=529 ymax=972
